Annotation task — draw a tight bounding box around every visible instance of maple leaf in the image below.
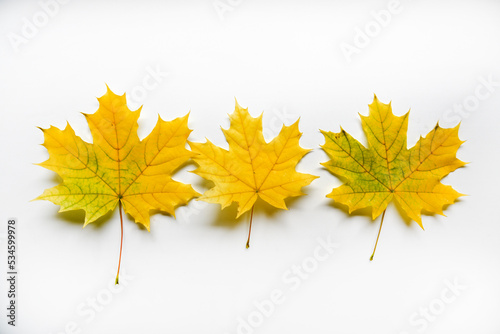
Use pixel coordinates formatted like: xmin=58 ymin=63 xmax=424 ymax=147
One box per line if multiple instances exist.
xmin=190 ymin=100 xmax=318 ymax=247
xmin=321 ymin=95 xmax=465 ymax=259
xmin=36 ymin=86 xmax=199 ymax=283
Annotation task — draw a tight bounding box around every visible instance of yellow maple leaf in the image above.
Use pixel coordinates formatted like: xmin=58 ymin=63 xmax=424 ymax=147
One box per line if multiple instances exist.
xmin=321 ymin=95 xmax=466 ymax=259
xmin=36 ymin=86 xmax=199 ymax=282
xmin=190 ymin=100 xmax=318 ymax=247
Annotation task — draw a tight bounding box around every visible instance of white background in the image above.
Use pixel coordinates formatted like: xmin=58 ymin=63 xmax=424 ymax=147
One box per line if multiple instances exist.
xmin=1 ymin=1 xmax=500 ymax=333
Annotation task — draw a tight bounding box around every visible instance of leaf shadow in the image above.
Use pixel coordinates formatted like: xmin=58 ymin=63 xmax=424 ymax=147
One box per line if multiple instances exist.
xmin=260 ymin=196 xmax=304 ymax=219
xmin=419 ymin=198 xmax=465 ymax=225
xmin=191 ymin=173 xmax=213 ymax=195
xmin=328 ymin=198 xmax=416 ymax=227
xmin=55 ymin=209 xmax=113 ymax=230
xmin=211 ymin=194 xmax=307 ymax=229
xmin=145 ymin=210 xmax=173 ymax=231
xmin=326 ymin=197 xmax=463 ymax=229
xmin=212 ymin=202 xmax=240 ymax=229
xmin=172 ymin=159 xmax=198 ymax=179
xmin=327 ymin=199 xmax=373 ymax=222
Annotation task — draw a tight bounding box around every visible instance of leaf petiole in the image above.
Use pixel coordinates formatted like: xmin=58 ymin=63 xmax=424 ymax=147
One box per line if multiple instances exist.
xmin=246 ymin=205 xmax=255 ymax=249
xmin=370 ymin=208 xmax=386 ymax=261
xmin=115 ymin=201 xmax=124 ymax=284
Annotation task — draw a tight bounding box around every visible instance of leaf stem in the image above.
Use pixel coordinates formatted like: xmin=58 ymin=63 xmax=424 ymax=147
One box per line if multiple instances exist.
xmin=246 ymin=205 xmax=255 ymax=249
xmin=370 ymin=208 xmax=386 ymax=261
xmin=115 ymin=201 xmax=124 ymax=284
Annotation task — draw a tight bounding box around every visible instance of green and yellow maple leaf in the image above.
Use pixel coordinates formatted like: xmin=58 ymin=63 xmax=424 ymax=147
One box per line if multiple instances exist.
xmin=321 ymin=95 xmax=466 ymax=259
xmin=37 ymin=87 xmax=199 ymax=282
xmin=190 ymin=100 xmax=317 ymax=247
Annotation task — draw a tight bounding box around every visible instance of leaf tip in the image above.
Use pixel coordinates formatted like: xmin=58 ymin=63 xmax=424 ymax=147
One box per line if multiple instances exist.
xmin=416 ymin=220 xmax=425 ymax=230
xmin=234 ymin=97 xmax=244 ymax=110
xmin=30 ymin=195 xmax=41 ymax=203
